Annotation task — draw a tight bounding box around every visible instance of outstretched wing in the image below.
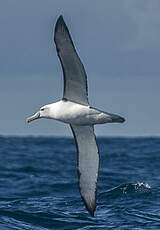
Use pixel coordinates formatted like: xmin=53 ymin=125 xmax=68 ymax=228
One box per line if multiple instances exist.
xmin=70 ymin=125 xmax=99 ymax=216
xmin=54 ymin=16 xmax=89 ymax=106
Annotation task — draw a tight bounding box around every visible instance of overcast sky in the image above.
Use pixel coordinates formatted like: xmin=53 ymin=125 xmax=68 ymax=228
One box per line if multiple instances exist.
xmin=0 ymin=0 xmax=159 ymax=136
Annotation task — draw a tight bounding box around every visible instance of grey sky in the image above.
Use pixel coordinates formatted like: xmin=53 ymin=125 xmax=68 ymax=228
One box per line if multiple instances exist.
xmin=0 ymin=0 xmax=159 ymax=136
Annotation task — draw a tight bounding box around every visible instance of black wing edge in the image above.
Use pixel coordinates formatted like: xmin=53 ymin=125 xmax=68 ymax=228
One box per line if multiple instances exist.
xmin=70 ymin=125 xmax=99 ymax=217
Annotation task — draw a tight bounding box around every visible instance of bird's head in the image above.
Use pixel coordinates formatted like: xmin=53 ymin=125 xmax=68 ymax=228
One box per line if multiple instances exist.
xmin=26 ymin=105 xmax=50 ymax=123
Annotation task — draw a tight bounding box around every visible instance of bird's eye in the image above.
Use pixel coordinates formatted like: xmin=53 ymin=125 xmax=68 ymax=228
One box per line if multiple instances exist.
xmin=40 ymin=108 xmax=45 ymax=111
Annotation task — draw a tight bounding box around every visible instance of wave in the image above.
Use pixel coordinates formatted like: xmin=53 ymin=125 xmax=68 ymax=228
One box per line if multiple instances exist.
xmin=100 ymin=182 xmax=151 ymax=199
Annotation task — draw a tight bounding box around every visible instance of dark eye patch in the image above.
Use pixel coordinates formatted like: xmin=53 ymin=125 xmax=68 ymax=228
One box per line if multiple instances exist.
xmin=40 ymin=108 xmax=45 ymax=111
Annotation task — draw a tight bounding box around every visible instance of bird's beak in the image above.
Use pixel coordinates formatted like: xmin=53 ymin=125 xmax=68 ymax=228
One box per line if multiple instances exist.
xmin=26 ymin=111 xmax=40 ymax=123
xmin=109 ymin=113 xmax=125 ymax=123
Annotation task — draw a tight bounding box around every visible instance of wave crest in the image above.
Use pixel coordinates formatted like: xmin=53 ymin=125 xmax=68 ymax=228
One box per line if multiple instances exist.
xmin=100 ymin=182 xmax=151 ymax=199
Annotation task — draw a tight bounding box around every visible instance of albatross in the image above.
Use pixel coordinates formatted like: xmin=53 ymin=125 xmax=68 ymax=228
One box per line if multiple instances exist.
xmin=26 ymin=15 xmax=125 ymax=216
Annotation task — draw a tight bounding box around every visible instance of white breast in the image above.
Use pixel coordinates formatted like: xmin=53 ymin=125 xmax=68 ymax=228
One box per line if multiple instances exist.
xmin=48 ymin=100 xmax=113 ymax=125
xmin=49 ymin=100 xmax=91 ymax=124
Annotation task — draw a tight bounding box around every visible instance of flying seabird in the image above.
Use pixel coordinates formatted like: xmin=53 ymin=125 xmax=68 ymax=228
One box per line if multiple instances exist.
xmin=26 ymin=15 xmax=125 ymax=216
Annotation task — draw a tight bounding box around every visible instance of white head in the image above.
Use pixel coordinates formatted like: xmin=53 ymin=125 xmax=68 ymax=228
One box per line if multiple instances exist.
xmin=26 ymin=105 xmax=51 ymax=123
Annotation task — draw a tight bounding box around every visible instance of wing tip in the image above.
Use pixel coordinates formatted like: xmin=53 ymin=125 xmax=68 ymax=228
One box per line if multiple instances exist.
xmin=86 ymin=203 xmax=96 ymax=217
xmin=54 ymin=15 xmax=68 ymax=36
xmin=56 ymin=15 xmax=65 ymax=26
xmin=79 ymin=185 xmax=97 ymax=217
xmin=82 ymin=196 xmax=96 ymax=217
xmin=55 ymin=15 xmax=64 ymax=34
xmin=54 ymin=15 xmax=74 ymax=49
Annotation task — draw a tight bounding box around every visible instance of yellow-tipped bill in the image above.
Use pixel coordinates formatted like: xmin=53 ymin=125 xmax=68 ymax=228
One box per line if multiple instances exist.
xmin=26 ymin=111 xmax=40 ymax=123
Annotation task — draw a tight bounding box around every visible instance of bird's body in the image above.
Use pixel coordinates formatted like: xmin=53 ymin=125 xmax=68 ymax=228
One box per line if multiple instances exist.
xmin=39 ymin=99 xmax=124 ymax=126
xmin=26 ymin=15 xmax=125 ymax=216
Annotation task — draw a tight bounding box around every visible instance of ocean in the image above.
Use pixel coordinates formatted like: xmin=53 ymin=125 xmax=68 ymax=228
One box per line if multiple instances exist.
xmin=0 ymin=136 xmax=160 ymax=229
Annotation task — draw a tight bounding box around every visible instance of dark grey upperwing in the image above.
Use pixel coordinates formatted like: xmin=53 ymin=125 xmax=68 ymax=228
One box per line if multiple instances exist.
xmin=54 ymin=16 xmax=89 ymax=106
xmin=70 ymin=125 xmax=99 ymax=216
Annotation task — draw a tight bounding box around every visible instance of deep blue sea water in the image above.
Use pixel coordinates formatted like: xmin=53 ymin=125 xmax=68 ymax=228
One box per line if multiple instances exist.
xmin=0 ymin=136 xmax=160 ymax=229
